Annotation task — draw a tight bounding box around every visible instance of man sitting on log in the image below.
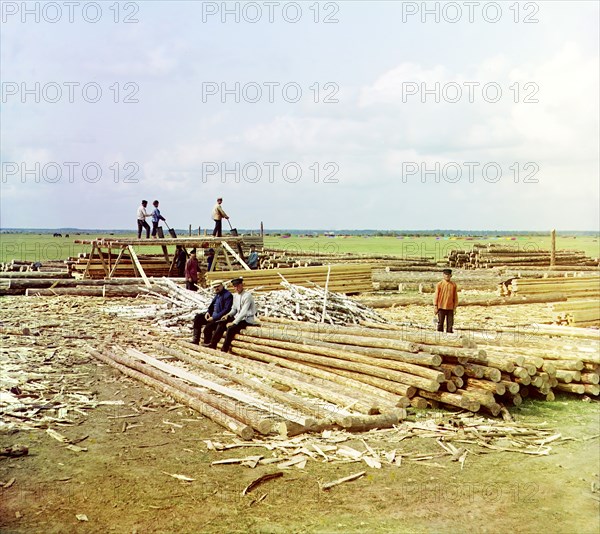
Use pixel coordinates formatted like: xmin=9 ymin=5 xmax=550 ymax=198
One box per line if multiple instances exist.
xmin=210 ymin=277 xmax=257 ymax=352
xmin=191 ymin=280 xmax=233 ymax=345
xmin=434 ymin=268 xmax=458 ymax=333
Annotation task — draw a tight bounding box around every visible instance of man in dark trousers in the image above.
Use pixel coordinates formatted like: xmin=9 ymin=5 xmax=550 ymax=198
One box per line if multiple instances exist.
xmin=210 ymin=277 xmax=257 ymax=352
xmin=136 ymin=200 xmax=151 ymax=239
xmin=211 ymin=197 xmax=229 ymax=237
xmin=433 ymin=268 xmax=458 ymax=333
xmin=151 ymin=200 xmax=166 ymax=238
xmin=191 ymin=280 xmax=233 ymax=345
xmin=184 ymin=249 xmax=199 ymax=291
xmin=174 ymin=245 xmax=187 ymax=277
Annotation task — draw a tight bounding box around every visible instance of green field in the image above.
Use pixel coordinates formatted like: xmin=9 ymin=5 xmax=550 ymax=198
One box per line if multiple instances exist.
xmin=0 ymin=232 xmax=598 ymax=264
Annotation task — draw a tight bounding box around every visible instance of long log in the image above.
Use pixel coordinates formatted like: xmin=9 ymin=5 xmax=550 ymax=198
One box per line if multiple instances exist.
xmin=88 ymin=348 xmax=254 ymax=439
xmin=229 ymin=344 xmax=381 ymax=415
xmin=240 ymin=331 xmax=445 ymax=382
xmin=305 ymin=365 xmax=416 ymax=398
xmin=231 ymin=338 xmax=441 ymax=393
xmin=264 ymin=317 xmax=474 ymax=348
xmin=168 ymin=342 xmax=343 ymax=422
xmin=231 ymin=337 xmax=405 ymax=410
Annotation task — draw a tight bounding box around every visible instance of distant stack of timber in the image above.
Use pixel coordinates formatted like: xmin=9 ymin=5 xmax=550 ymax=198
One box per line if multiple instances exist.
xmin=373 ymin=269 xmax=502 ymax=292
xmin=206 ymin=264 xmax=374 ymax=293
xmin=447 ymin=243 xmax=598 ymax=270
xmin=260 ymin=247 xmax=439 ymax=270
xmin=504 ymin=276 xmax=600 ymax=298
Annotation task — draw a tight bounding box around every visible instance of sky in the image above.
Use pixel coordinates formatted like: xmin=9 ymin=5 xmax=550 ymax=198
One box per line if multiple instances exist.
xmin=1 ymin=0 xmax=599 ymax=231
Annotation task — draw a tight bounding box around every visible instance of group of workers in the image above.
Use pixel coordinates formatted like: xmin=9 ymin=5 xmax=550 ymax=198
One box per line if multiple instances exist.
xmin=191 ymin=276 xmax=257 ymax=353
xmin=136 ymin=197 xmax=233 ymax=239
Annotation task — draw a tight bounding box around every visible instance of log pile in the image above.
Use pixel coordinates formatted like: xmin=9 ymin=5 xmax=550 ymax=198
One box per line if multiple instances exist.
xmin=68 ymin=253 xmax=173 ymax=279
xmin=205 ymin=264 xmax=374 ymax=294
xmin=260 ymin=247 xmax=438 ymax=269
xmin=447 ymin=244 xmax=598 ymax=269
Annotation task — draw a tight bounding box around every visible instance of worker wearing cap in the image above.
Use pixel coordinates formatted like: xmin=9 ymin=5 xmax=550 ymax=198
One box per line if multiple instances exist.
xmin=211 ymin=197 xmax=229 ymax=237
xmin=434 ymin=269 xmax=458 ymax=333
xmin=210 ymin=277 xmax=257 ymax=352
xmin=191 ymin=279 xmax=233 ymax=345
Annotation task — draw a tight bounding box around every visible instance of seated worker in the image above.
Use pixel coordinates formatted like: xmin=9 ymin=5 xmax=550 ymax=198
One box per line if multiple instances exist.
xmin=247 ymin=245 xmax=259 ymax=270
xmin=191 ymin=280 xmax=233 ymax=345
xmin=209 ymin=277 xmax=257 ymax=352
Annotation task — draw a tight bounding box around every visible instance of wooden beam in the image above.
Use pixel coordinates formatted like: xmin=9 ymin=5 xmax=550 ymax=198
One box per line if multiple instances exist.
xmin=127 ymin=246 xmax=152 ymax=288
xmin=222 ymin=241 xmax=251 ymax=270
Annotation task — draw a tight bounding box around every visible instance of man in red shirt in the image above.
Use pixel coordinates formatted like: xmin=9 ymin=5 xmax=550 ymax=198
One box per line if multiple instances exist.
xmin=433 ymin=269 xmax=458 ymax=333
xmin=185 ymin=249 xmax=199 ymax=291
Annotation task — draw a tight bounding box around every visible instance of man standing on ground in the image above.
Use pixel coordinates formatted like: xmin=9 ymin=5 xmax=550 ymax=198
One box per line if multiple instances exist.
xmin=185 ymin=249 xmax=199 ymax=291
xmin=174 ymin=245 xmax=187 ymax=277
xmin=434 ymin=268 xmax=458 ymax=333
xmin=151 ymin=200 xmax=166 ymax=238
xmin=212 ymin=197 xmax=229 ymax=237
xmin=136 ymin=200 xmax=151 ymax=239
xmin=210 ymin=277 xmax=257 ymax=352
xmin=191 ymin=280 xmax=233 ymax=345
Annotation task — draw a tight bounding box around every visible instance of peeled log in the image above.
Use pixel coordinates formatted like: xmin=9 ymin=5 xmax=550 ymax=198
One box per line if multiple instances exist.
xmin=87 ymin=348 xmax=254 ymax=439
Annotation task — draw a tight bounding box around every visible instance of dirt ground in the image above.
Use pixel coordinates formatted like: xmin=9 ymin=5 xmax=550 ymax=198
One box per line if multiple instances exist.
xmin=1 ymin=295 xmax=599 ymax=534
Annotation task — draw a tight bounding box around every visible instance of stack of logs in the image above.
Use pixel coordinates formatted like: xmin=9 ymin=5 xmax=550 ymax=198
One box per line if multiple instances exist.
xmin=504 ymin=276 xmax=600 ymax=298
xmin=206 ymin=264 xmax=374 ymax=294
xmin=1 ymin=259 xmax=70 ymax=273
xmin=91 ymin=316 xmax=599 ymax=437
xmin=447 ymin=244 xmax=598 ymax=269
xmin=552 ymin=300 xmax=600 ymax=327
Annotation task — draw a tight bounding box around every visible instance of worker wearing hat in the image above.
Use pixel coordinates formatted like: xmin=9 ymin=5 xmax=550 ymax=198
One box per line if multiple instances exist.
xmin=209 ymin=276 xmax=257 ymax=352
xmin=434 ymin=269 xmax=458 ymax=333
xmin=191 ymin=279 xmax=233 ymax=345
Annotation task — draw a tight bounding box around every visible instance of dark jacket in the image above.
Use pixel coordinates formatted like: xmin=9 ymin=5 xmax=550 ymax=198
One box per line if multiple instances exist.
xmin=208 ymin=289 xmax=233 ymax=321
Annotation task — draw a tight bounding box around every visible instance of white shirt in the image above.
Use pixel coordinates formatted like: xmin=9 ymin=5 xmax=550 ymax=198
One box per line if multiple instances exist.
xmin=137 ymin=205 xmax=149 ymax=220
xmin=212 ymin=203 xmax=227 ymax=220
xmin=230 ymin=290 xmax=257 ymax=325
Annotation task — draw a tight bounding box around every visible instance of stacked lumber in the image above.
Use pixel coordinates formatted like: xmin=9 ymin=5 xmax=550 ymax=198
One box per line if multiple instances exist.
xmin=447 ymin=244 xmax=598 ymax=269
xmin=205 ymin=264 xmax=374 ymax=293
xmin=505 ymin=276 xmax=600 ymax=298
xmin=552 ymin=300 xmax=600 ymax=327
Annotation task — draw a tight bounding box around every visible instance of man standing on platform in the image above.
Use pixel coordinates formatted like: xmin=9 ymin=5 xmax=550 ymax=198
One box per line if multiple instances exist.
xmin=211 ymin=197 xmax=229 ymax=237
xmin=151 ymin=200 xmax=166 ymax=238
xmin=210 ymin=277 xmax=257 ymax=352
xmin=136 ymin=200 xmax=151 ymax=239
xmin=185 ymin=249 xmax=199 ymax=291
xmin=433 ymin=268 xmax=458 ymax=333
xmin=191 ymin=280 xmax=232 ymax=345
